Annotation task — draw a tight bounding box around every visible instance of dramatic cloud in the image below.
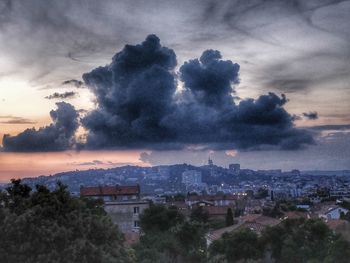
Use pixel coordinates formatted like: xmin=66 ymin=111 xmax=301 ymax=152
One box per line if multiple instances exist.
xmin=2 ymin=102 xmax=79 ymax=152
xmin=45 ymin=91 xmax=77 ymax=100
xmin=303 ymin=111 xmax=318 ymax=120
xmin=81 ymin=35 xmax=314 ymax=151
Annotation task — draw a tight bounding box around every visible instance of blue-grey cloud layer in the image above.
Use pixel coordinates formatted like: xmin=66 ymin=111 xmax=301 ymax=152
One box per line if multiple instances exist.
xmin=80 ymin=35 xmax=314 ymax=151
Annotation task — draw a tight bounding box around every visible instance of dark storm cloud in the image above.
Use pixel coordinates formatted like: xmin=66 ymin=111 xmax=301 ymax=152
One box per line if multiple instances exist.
xmin=303 ymin=111 xmax=318 ymax=120
xmin=81 ymin=34 xmax=177 ymax=149
xmin=180 ymin=49 xmax=240 ymax=107
xmin=45 ymin=91 xmax=77 ymax=100
xmin=81 ymin=35 xmax=314 ymax=151
xmin=2 ymin=102 xmax=79 ymax=152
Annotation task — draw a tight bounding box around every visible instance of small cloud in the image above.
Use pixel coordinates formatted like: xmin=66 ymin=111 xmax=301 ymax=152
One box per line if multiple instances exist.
xmin=0 ymin=116 xmax=36 ymax=124
xmin=62 ymin=79 xmax=84 ymax=88
xmin=225 ymin=150 xmax=238 ymax=157
xmin=45 ymin=91 xmax=77 ymax=100
xmin=291 ymin=114 xmax=302 ymax=121
xmin=77 ymin=160 xmax=104 ymax=166
xmin=72 ymin=159 xmax=135 ymax=166
xmin=303 ymin=111 xmax=318 ymax=120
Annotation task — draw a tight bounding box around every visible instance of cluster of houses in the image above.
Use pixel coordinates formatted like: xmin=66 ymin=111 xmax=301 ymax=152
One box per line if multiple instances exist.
xmin=80 ymin=184 xmax=350 ymax=245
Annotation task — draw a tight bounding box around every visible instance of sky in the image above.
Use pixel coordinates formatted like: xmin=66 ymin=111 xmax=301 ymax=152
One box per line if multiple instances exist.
xmin=0 ymin=0 xmax=349 ymax=181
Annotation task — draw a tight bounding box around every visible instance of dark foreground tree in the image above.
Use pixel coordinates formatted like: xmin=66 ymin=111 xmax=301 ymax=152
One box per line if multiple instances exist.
xmin=225 ymin=208 xmax=234 ymax=226
xmin=135 ymin=204 xmax=206 ymax=263
xmin=0 ymin=180 xmax=134 ymax=263
xmin=260 ymin=218 xmax=350 ymax=263
xmin=209 ymin=218 xmax=350 ymax=263
xmin=209 ymin=228 xmax=263 ymax=262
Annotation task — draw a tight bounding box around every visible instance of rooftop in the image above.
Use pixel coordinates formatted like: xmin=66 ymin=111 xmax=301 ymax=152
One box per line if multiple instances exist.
xmin=80 ymin=185 xmax=139 ymax=196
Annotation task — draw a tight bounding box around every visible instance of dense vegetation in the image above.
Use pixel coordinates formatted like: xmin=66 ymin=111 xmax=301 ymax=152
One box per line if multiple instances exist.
xmin=134 ymin=204 xmax=207 ymax=263
xmin=2 ymin=180 xmax=350 ymax=263
xmin=136 ymin=205 xmax=350 ymax=263
xmin=0 ymin=180 xmax=133 ymax=263
xmin=210 ymin=218 xmax=350 ymax=263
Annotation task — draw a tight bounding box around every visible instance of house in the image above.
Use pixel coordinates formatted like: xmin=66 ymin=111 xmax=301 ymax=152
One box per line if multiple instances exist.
xmin=318 ymin=205 xmax=349 ymax=220
xmin=206 ymin=214 xmax=281 ymax=245
xmin=80 ymin=185 xmax=149 ymax=233
xmin=203 ymin=206 xmax=233 ymax=219
xmin=186 ymin=195 xmax=237 ymax=208
xmin=284 ymin=211 xmax=310 ymax=220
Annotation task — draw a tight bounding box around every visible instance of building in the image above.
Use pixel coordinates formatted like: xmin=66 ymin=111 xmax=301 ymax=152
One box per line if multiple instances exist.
xmin=182 ymin=170 xmax=202 ymax=186
xmin=318 ymin=205 xmax=349 ymax=220
xmin=206 ymin=214 xmax=281 ymax=245
xmin=80 ymin=185 xmax=149 ymax=233
xmin=186 ymin=195 xmax=237 ymax=207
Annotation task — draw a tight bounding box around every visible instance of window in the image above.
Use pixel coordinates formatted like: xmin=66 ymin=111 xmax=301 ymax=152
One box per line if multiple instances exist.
xmin=134 ymin=206 xmax=140 ymax=214
xmin=134 ymin=220 xmax=140 ymax=228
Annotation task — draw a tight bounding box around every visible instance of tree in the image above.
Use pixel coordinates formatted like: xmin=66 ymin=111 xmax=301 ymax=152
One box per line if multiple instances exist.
xmin=209 ymin=218 xmax=350 ymax=263
xmin=225 ymin=208 xmax=234 ymax=226
xmin=190 ymin=206 xmax=209 ymax=223
xmin=139 ymin=204 xmax=185 ymax=233
xmin=135 ymin=205 xmax=207 ymax=263
xmin=261 ymin=218 xmax=350 ymax=263
xmin=262 ymin=204 xmax=283 ymax=218
xmin=0 ymin=180 xmax=133 ymax=263
xmin=209 ymin=228 xmax=263 ymax=262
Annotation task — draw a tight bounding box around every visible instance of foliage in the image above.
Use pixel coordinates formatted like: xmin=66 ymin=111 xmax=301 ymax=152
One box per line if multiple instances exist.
xmin=210 ymin=229 xmax=263 ymax=262
xmin=209 ymin=218 xmax=350 ymax=263
xmin=225 ymin=208 xmax=234 ymax=226
xmin=262 ymin=204 xmax=283 ymax=219
xmin=261 ymin=218 xmax=350 ymax=263
xmin=139 ymin=204 xmax=185 ymax=233
xmin=0 ymin=179 xmax=133 ymax=263
xmin=135 ymin=205 xmax=207 ymax=263
xmin=208 ymin=218 xmax=226 ymax=230
xmin=190 ymin=206 xmax=209 ymax=223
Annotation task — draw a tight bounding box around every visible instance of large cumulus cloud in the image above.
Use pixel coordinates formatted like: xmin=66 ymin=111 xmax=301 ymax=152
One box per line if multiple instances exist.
xmin=2 ymin=102 xmax=79 ymax=152
xmin=81 ymin=34 xmax=314 ymax=151
xmin=81 ymin=35 xmax=177 ymax=149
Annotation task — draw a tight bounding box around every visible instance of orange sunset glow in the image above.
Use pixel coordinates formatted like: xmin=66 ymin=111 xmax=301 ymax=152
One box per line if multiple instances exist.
xmin=0 ymin=151 xmax=146 ymax=182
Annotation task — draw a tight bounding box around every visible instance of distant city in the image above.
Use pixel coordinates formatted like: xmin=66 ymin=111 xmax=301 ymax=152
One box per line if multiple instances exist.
xmin=6 ymin=157 xmax=350 ymax=201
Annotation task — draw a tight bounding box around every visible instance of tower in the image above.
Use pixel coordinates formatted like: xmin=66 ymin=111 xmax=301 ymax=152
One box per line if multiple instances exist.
xmin=208 ymin=156 xmax=213 ymax=166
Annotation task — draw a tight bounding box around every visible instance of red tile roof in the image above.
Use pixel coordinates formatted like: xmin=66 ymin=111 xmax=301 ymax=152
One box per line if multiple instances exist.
xmin=204 ymin=206 xmax=232 ymax=216
xmin=241 ymin=214 xmax=281 ymax=227
xmin=80 ymin=185 xmax=139 ymax=196
xmin=326 ymin=219 xmax=348 ymax=230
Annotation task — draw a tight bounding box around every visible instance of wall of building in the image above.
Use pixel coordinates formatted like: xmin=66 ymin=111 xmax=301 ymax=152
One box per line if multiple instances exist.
xmin=104 ymin=201 xmax=149 ymax=233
